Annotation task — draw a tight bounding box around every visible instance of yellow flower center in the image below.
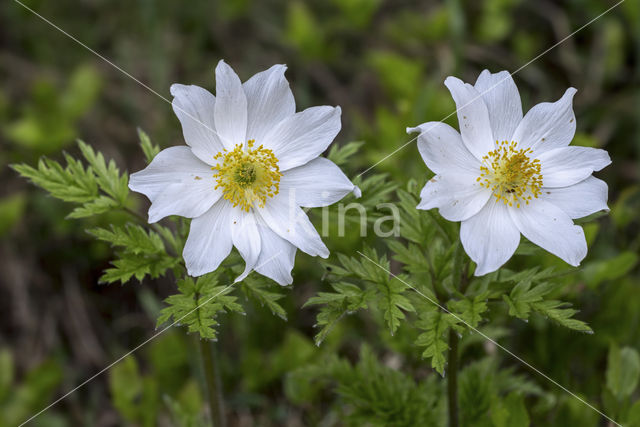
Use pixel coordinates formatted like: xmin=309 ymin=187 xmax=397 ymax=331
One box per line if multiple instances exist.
xmin=212 ymin=139 xmax=281 ymax=212
xmin=477 ymin=140 xmax=542 ymax=208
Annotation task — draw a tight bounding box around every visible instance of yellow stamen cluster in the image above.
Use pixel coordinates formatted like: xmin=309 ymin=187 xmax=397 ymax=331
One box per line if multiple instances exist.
xmin=477 ymin=140 xmax=542 ymax=208
xmin=212 ymin=139 xmax=281 ymax=212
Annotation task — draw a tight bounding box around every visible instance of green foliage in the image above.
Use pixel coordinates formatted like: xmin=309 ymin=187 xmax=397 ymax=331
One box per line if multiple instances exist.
xmin=415 ymin=309 xmax=457 ymax=375
xmin=287 ymin=345 xmax=443 ymax=426
xmin=239 ymin=273 xmax=289 ymax=321
xmin=500 ymin=268 xmax=592 ymax=333
xmin=13 ymin=139 xmax=128 ymax=218
xmin=109 ymin=356 xmax=158 ymax=427
xmin=327 ymin=141 xmax=365 ymax=167
xmin=307 ymin=247 xmax=415 ymax=345
xmin=138 ymin=128 xmax=160 ymax=164
xmin=156 ymin=272 xmax=244 ymax=340
xmin=88 ymin=224 xmax=179 ymax=284
xmin=0 ymin=349 xmax=63 ymax=426
xmin=459 ymin=358 xmax=538 ymax=427
xmin=108 ymin=336 xmax=206 ymax=427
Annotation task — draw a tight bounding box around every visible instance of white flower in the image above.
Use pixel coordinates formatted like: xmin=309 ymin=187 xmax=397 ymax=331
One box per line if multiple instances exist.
xmin=408 ymin=70 xmax=611 ymax=275
xmin=129 ymin=61 xmax=358 ymax=285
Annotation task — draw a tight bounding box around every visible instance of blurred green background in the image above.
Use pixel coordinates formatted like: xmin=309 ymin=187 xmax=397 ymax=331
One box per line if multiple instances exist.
xmin=1 ymin=0 xmax=639 ymax=425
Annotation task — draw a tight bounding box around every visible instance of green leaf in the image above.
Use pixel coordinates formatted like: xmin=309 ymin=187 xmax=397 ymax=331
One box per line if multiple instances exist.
xmin=77 ymin=140 xmax=129 ymax=204
xmin=156 ymin=272 xmax=244 ymax=340
xmin=304 ymin=281 xmax=373 ymax=346
xmin=415 ymin=309 xmax=452 ymax=375
xmin=376 ymin=278 xmax=415 ymax=335
xmin=13 ymin=156 xmax=98 ymax=204
xmin=240 ymin=276 xmax=288 ymax=320
xmin=88 ymin=224 xmax=178 ymax=284
xmin=88 ymin=224 xmax=165 ymax=254
xmin=327 ymin=141 xmax=364 ymax=166
xmin=99 ymin=254 xmax=177 ymax=284
xmin=138 ymin=128 xmax=160 ymax=164
xmin=606 ymin=344 xmax=640 ymax=400
xmin=530 ymin=300 xmax=592 ymax=333
xmin=448 ymin=292 xmax=489 ymax=328
xmin=500 ymin=272 xmax=591 ymax=332
xmin=67 ymin=195 xmax=119 ymax=218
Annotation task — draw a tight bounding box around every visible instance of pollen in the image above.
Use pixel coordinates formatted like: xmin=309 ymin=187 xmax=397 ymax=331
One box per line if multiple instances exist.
xmin=477 ymin=140 xmax=542 ymax=208
xmin=212 ymin=139 xmax=281 ymax=212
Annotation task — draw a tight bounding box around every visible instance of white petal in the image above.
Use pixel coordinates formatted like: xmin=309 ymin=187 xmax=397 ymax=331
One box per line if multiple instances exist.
xmin=279 ymin=157 xmax=356 ymax=207
xmin=538 ymin=146 xmax=611 ymax=187
xmin=128 ymin=146 xmax=222 ymax=223
xmin=257 ymin=193 xmax=329 ymax=258
xmin=255 ymin=224 xmax=296 ymax=286
xmin=474 ymin=70 xmax=523 ymax=143
xmin=243 ymin=64 xmax=296 ymax=143
xmin=512 ymin=88 xmax=577 ymax=155
xmin=170 ymin=84 xmax=224 ymax=165
xmin=509 ymin=199 xmax=587 ymax=267
xmin=183 ymin=200 xmax=235 ymax=276
xmin=542 ymin=176 xmax=609 ymax=219
xmin=460 ymin=200 xmax=521 ymax=276
xmin=263 ymin=106 xmax=341 ymax=171
xmin=214 ymin=60 xmax=247 ymax=149
xmin=417 ymin=175 xmax=492 ymax=222
xmin=231 ymin=211 xmax=261 ymax=282
xmin=409 ymin=122 xmax=479 ymax=176
xmin=444 ymin=76 xmax=495 ymax=161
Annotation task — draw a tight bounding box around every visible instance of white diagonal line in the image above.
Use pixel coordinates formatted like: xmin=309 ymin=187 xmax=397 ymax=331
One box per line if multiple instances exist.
xmin=19 ymin=251 xmax=282 ymax=426
xmin=11 ymin=0 xmax=224 ymax=144
xmin=357 ymin=251 xmax=622 ymax=426
xmin=357 ymin=0 xmax=625 ymax=178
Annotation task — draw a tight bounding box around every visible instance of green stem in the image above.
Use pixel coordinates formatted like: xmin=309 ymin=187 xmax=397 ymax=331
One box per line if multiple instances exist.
xmin=448 ymin=329 xmax=459 ymax=427
xmin=199 ymin=339 xmax=226 ymax=427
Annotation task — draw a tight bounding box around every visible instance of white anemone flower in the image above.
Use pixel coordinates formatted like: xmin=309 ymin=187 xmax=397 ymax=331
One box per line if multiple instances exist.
xmin=408 ymin=70 xmax=610 ymax=275
xmin=129 ymin=61 xmax=359 ymax=285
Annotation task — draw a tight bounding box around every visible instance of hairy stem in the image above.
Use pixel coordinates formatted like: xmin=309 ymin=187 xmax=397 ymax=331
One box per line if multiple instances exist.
xmin=448 ymin=329 xmax=459 ymax=427
xmin=199 ymin=339 xmax=226 ymax=427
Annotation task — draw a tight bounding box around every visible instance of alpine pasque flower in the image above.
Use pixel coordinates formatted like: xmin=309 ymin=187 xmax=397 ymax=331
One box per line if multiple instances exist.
xmin=408 ymin=70 xmax=610 ymax=275
xmin=130 ymin=61 xmax=358 ymax=285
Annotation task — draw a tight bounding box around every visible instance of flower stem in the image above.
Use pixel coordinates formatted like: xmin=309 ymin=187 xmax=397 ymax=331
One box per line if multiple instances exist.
xmin=448 ymin=328 xmax=459 ymax=427
xmin=199 ymin=339 xmax=226 ymax=427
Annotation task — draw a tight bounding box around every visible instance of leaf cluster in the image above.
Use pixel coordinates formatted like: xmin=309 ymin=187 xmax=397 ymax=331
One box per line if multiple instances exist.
xmin=156 ymin=271 xmax=244 ymax=341
xmin=13 ymin=140 xmax=129 ymax=219
xmin=305 ymin=246 xmax=415 ymax=345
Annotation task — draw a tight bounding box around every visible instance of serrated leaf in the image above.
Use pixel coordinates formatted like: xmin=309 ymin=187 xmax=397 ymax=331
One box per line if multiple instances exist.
xmin=240 ymin=276 xmax=288 ymax=320
xmin=13 ymin=157 xmax=97 ymax=203
xmin=530 ymin=300 xmax=592 ymax=333
xmin=77 ymin=140 xmax=129 ymax=204
xmin=327 ymin=141 xmax=364 ymax=166
xmin=448 ymin=293 xmax=489 ymax=328
xmin=305 ymin=281 xmax=374 ymax=346
xmin=68 ymin=195 xmax=119 ymax=218
xmin=138 ymin=128 xmax=160 ymax=164
xmin=415 ymin=309 xmax=452 ymax=375
xmin=376 ymin=278 xmax=415 ymax=335
xmin=157 ymin=273 xmax=243 ymax=340
xmin=88 ymin=224 xmax=165 ymax=254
